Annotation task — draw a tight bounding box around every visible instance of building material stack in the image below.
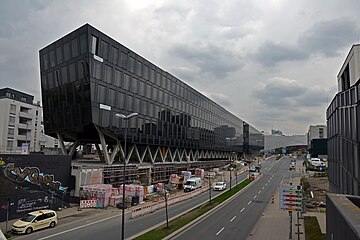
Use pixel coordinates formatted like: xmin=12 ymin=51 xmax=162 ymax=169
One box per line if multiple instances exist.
xmin=195 ymin=168 xmax=205 ymax=179
xmin=80 ymin=184 xmax=112 ymax=208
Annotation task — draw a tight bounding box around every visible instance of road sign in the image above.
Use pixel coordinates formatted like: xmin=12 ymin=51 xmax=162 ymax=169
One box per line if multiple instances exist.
xmin=21 ymin=143 xmax=29 ymax=154
xmin=279 ymin=185 xmax=302 ymax=212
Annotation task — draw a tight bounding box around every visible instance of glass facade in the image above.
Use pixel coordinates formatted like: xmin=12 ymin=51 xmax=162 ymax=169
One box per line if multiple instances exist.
xmin=327 ymin=83 xmax=360 ymax=195
xmin=40 ymin=24 xmax=263 ymax=153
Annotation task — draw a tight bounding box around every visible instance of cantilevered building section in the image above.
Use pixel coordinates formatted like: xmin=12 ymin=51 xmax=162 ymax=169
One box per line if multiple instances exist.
xmin=39 ymin=24 xmax=263 ymax=165
xmin=327 ymin=44 xmax=360 ymax=195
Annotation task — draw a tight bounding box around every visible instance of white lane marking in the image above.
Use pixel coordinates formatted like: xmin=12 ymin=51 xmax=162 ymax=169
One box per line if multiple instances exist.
xmin=265 ymin=183 xmax=268 ymax=186
xmin=216 ymin=227 xmax=225 ymax=235
xmin=254 ymin=195 xmax=257 ymax=199
xmin=37 ymin=213 xmax=121 ymax=240
xmin=240 ymin=208 xmax=245 ymax=212
xmin=230 ymin=216 xmax=237 ymax=222
xmin=258 ymin=190 xmax=261 ymax=194
xmin=248 ymin=200 xmax=252 ymax=205
xmin=262 ymin=187 xmax=265 ymax=189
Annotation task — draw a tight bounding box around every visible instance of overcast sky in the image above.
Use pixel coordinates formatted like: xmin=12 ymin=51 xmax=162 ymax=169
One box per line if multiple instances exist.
xmin=1 ymin=0 xmax=359 ymax=135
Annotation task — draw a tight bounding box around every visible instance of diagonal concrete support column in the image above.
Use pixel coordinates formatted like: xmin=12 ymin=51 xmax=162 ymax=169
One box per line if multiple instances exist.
xmin=94 ymin=125 xmax=111 ymax=164
xmin=68 ymin=141 xmax=79 ymax=157
xmin=57 ymin=133 xmax=67 ymax=155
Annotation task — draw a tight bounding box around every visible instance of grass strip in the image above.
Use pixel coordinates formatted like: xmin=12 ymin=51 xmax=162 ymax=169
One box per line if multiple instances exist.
xmin=304 ymin=216 xmax=326 ymax=240
xmin=135 ymin=178 xmax=252 ymax=240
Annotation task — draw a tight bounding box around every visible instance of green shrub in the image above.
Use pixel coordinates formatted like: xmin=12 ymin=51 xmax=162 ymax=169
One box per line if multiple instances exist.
xmin=301 ymin=177 xmax=310 ymax=191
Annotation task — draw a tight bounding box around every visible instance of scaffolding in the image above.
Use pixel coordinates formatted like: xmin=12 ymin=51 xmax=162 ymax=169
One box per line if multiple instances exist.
xmin=73 ymin=159 xmax=229 ymax=193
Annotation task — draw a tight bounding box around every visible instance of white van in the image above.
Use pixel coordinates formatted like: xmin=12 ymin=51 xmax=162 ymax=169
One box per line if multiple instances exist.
xmin=184 ymin=177 xmax=202 ymax=192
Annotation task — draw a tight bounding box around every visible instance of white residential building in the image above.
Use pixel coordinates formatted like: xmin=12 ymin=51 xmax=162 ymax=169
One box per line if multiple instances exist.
xmin=0 ymin=88 xmax=43 ymax=153
xmin=307 ymin=125 xmax=327 ymax=148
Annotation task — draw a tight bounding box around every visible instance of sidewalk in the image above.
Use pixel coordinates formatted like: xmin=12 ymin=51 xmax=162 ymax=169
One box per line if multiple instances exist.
xmin=249 ymin=162 xmax=306 ymax=240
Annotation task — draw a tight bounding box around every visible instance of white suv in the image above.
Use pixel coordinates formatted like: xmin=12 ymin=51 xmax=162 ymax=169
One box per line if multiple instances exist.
xmin=12 ymin=209 xmax=58 ymax=234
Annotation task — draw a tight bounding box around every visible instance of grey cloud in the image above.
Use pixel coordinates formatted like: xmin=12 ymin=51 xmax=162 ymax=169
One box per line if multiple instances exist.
xmin=254 ymin=77 xmax=332 ymax=111
xmin=169 ymin=43 xmax=242 ymax=78
xmin=254 ymin=77 xmax=307 ymax=108
xmin=299 ymin=18 xmax=359 ymax=57
xmin=296 ymin=87 xmax=330 ymax=107
xmin=253 ymin=41 xmax=308 ymax=67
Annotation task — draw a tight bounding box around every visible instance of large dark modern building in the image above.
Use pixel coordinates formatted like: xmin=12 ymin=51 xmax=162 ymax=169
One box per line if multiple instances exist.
xmin=39 ymin=24 xmax=263 ymax=165
xmin=327 ymin=44 xmax=360 ymax=195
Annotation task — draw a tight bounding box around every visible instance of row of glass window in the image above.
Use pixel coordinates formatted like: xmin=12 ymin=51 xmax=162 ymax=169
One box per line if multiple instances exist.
xmin=42 ymin=62 xmax=242 ymax=131
xmin=42 ymin=34 xmax=87 ymax=71
xmin=41 ymin=29 xmax=252 ymax=135
xmin=41 ymin=32 xmax=243 ymax=130
xmin=88 ymin=34 xmax=242 ymax=128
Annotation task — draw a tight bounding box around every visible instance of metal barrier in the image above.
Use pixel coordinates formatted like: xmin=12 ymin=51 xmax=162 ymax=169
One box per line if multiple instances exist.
xmin=131 ymin=186 xmax=209 ymax=218
xmin=79 ymin=200 xmax=97 ymax=209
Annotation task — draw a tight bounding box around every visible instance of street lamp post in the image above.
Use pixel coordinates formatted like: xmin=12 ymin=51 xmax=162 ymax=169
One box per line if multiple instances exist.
xmin=208 ymin=170 xmax=212 ymax=204
xmin=115 ymin=112 xmax=138 ymax=240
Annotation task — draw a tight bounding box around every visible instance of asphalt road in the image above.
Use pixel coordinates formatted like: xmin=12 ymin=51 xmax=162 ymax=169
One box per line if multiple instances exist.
xmin=12 ymin=158 xmax=278 ymax=240
xmin=173 ymin=156 xmax=292 ymax=240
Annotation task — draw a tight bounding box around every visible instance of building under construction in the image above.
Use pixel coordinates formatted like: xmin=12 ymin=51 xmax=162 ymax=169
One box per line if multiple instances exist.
xmin=39 ymin=24 xmax=264 ymax=195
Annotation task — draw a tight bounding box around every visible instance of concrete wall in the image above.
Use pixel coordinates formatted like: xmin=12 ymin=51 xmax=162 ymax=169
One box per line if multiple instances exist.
xmin=0 ymin=154 xmax=72 ymax=221
xmin=326 ymin=193 xmax=360 ymax=240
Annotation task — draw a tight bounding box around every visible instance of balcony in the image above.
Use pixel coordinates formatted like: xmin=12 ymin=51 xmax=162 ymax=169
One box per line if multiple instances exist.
xmin=17 ymin=134 xmax=32 ymax=141
xmin=18 ymin=123 xmax=31 ymax=130
xmin=19 ymin=111 xmax=33 ymax=119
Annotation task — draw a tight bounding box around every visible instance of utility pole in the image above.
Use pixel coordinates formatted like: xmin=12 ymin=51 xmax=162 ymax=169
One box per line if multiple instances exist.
xmin=289 ymin=211 xmax=293 ymax=239
xmin=165 ymin=190 xmax=169 ymax=228
xmin=208 ymin=170 xmax=212 ymax=204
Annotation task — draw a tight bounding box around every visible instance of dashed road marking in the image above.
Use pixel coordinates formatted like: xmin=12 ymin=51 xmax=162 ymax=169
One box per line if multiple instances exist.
xmin=230 ymin=216 xmax=237 ymax=222
xmin=265 ymin=183 xmax=268 ymax=186
xmin=254 ymin=195 xmax=257 ymax=199
xmin=258 ymin=190 xmax=261 ymax=194
xmin=216 ymin=227 xmax=225 ymax=235
xmin=248 ymin=200 xmax=252 ymax=205
xmin=240 ymin=208 xmax=245 ymax=212
xmin=262 ymin=186 xmax=265 ymax=189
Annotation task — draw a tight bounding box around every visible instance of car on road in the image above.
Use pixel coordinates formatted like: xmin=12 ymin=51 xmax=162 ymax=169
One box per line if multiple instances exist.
xmin=289 ymin=163 xmax=296 ymax=170
xmin=12 ymin=209 xmax=58 ymax=234
xmin=213 ymin=182 xmax=227 ymax=191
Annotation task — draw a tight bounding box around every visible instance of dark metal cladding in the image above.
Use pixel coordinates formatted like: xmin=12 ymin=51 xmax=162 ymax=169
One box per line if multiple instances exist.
xmin=39 ymin=24 xmax=263 ymax=153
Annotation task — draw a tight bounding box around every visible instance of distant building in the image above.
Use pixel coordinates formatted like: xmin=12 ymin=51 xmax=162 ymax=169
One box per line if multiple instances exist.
xmin=307 ymin=125 xmax=327 ymax=158
xmin=0 ymin=88 xmax=43 ymax=153
xmin=327 ymin=44 xmax=360 ymax=195
xmin=271 ymin=129 xmax=283 ymax=136
xmin=264 ymin=134 xmax=307 ymax=151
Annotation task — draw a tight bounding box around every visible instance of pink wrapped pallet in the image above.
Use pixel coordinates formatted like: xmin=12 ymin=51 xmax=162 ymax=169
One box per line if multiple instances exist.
xmin=195 ymin=168 xmax=205 ymax=179
xmin=169 ymin=174 xmax=179 ymax=184
xmin=80 ymin=184 xmax=113 ymax=208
